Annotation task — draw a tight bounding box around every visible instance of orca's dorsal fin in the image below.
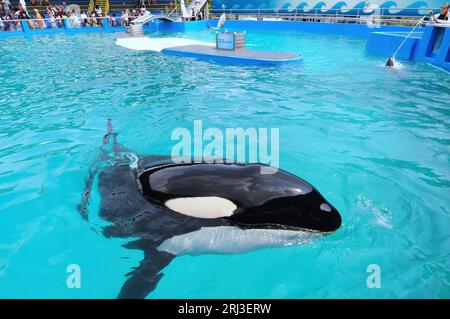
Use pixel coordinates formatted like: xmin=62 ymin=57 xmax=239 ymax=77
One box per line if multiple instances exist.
xmin=77 ymin=119 xmax=116 ymax=220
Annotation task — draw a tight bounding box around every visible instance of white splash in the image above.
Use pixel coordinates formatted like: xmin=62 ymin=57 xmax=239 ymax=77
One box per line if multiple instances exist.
xmin=356 ymin=195 xmax=394 ymax=229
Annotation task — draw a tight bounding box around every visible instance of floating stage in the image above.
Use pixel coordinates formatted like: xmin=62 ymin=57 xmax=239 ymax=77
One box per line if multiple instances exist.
xmin=115 ymin=34 xmax=302 ymax=65
xmin=161 ymin=44 xmax=302 ymax=65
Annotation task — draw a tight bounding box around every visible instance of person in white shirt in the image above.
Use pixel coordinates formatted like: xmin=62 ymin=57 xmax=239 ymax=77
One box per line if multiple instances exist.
xmin=70 ymin=11 xmax=80 ymax=27
xmin=80 ymin=11 xmax=87 ymax=27
xmin=142 ymin=8 xmax=151 ymax=17
xmin=2 ymin=0 xmax=12 ymax=15
xmin=121 ymin=9 xmax=130 ymax=26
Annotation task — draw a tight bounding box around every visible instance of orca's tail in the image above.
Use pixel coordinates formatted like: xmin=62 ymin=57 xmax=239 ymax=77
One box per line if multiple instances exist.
xmin=102 ymin=118 xmax=113 ymax=145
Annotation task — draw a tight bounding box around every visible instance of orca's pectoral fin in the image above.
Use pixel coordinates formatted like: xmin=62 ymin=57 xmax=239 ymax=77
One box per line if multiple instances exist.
xmin=117 ymin=249 xmax=175 ymax=299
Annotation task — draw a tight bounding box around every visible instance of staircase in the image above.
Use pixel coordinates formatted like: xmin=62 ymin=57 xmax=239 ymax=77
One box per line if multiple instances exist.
xmin=129 ymin=14 xmax=155 ymax=36
xmin=88 ymin=0 xmax=110 ymax=15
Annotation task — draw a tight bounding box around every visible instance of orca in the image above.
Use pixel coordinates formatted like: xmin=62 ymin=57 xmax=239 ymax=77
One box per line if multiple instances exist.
xmin=78 ymin=120 xmax=342 ymax=299
xmin=386 ymin=56 xmax=396 ymax=67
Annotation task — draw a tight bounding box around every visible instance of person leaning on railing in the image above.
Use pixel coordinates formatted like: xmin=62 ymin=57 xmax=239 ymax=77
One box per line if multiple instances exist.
xmin=429 ymin=3 xmax=449 ymax=23
xmin=33 ymin=8 xmax=45 ymax=29
xmin=80 ymin=11 xmax=87 ymax=27
xmin=16 ymin=4 xmax=30 ymax=19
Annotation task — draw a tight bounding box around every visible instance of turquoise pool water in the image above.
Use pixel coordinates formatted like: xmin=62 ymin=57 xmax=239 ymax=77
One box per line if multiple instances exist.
xmin=0 ymin=29 xmax=449 ymax=298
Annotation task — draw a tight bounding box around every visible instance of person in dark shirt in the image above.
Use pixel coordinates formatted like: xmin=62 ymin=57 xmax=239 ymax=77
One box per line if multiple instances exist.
xmin=430 ymin=3 xmax=449 ymax=23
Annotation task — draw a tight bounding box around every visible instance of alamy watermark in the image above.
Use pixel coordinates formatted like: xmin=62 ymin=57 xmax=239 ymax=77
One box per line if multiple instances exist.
xmin=171 ymin=120 xmax=280 ymax=174
xmin=366 ymin=264 xmax=381 ymax=288
xmin=66 ymin=264 xmax=81 ymax=289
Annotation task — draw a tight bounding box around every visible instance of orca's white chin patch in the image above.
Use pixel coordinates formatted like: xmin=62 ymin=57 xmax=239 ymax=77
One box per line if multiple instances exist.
xmin=164 ymin=196 xmax=236 ymax=218
xmin=157 ymin=227 xmax=320 ymax=255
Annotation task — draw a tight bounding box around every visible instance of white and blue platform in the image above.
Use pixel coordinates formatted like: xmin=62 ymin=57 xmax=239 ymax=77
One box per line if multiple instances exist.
xmin=115 ymin=35 xmax=302 ymax=65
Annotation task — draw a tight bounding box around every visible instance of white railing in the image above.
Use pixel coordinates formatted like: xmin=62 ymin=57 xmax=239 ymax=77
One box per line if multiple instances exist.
xmin=210 ymin=7 xmax=440 ymax=26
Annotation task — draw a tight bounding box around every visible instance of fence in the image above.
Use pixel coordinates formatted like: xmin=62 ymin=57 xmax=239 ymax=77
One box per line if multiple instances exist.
xmin=0 ymin=16 xmax=152 ymax=33
xmin=210 ymin=7 xmax=441 ymax=27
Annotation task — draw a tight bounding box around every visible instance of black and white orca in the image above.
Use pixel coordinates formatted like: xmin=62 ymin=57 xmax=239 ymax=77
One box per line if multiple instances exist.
xmin=78 ymin=120 xmax=342 ymax=299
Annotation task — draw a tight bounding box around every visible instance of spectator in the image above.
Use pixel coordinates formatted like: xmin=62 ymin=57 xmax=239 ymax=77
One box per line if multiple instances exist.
xmin=48 ymin=11 xmax=56 ymax=28
xmin=34 ymin=8 xmax=45 ymax=29
xmin=89 ymin=11 xmax=97 ymax=26
xmin=121 ymin=9 xmax=130 ymax=26
xmin=17 ymin=5 xmax=30 ymax=20
xmin=80 ymin=10 xmax=87 ymax=27
xmin=430 ymin=4 xmax=449 ymax=23
xmin=69 ymin=10 xmax=79 ymax=28
xmin=19 ymin=0 xmax=29 ymax=18
xmin=109 ymin=13 xmax=116 ymax=26
xmin=2 ymin=0 xmax=12 ymax=15
xmin=95 ymin=5 xmax=102 ymax=16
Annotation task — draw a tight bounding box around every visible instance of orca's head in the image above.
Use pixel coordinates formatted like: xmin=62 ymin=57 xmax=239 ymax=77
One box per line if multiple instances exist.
xmin=139 ymin=162 xmax=342 ymax=234
xmin=386 ymin=56 xmax=396 ymax=67
xmin=226 ymin=186 xmax=342 ymax=233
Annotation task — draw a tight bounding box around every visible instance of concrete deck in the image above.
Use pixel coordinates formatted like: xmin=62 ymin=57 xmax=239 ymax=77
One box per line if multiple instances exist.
xmin=115 ymin=36 xmax=214 ymax=52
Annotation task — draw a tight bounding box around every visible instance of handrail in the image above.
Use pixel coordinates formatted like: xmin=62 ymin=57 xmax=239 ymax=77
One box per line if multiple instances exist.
xmin=0 ymin=16 xmax=109 ymax=29
xmin=211 ymin=7 xmax=441 ymax=14
xmin=0 ymin=19 xmax=24 ymax=23
xmin=208 ymin=7 xmax=439 ymax=26
xmin=167 ymin=2 xmax=181 ymax=17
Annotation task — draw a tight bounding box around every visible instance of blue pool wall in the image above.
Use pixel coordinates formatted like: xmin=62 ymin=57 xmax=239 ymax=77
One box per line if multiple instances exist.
xmin=414 ymin=26 xmax=450 ymax=70
xmin=366 ymin=25 xmax=450 ymax=71
xmin=366 ymin=31 xmax=421 ymax=61
xmin=0 ymin=19 xmax=413 ymax=39
xmin=210 ymin=20 xmax=416 ymax=37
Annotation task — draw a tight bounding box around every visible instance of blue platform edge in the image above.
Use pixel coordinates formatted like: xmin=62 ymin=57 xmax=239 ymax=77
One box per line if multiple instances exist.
xmin=161 ymin=48 xmax=303 ymax=65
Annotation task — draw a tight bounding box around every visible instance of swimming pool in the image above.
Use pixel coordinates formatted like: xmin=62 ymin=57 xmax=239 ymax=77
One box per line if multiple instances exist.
xmin=0 ymin=28 xmax=449 ymax=298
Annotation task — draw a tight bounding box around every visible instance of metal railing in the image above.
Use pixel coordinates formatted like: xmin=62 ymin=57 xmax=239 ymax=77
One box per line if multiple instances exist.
xmin=0 ymin=19 xmax=23 ymax=32
xmin=0 ymin=17 xmax=113 ymax=32
xmin=210 ymin=7 xmax=440 ymax=27
xmin=167 ymin=2 xmax=181 ymax=18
